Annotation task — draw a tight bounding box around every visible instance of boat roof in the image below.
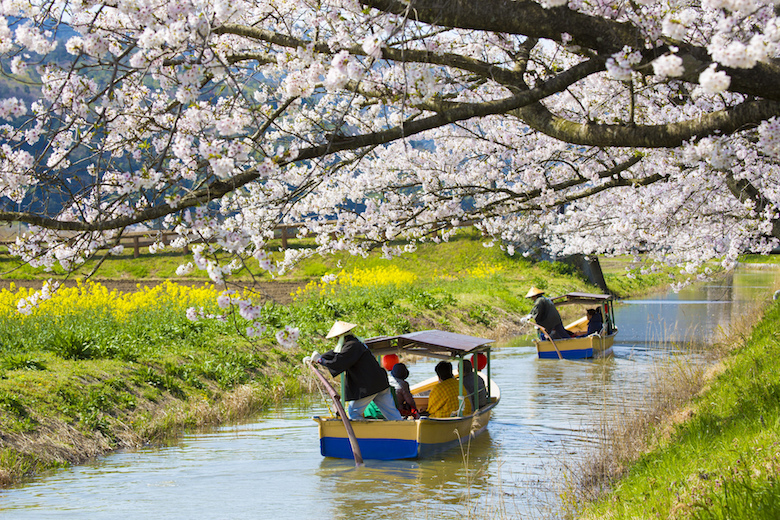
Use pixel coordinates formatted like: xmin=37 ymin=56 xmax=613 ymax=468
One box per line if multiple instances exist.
xmin=550 ymin=292 xmax=614 ymax=306
xmin=365 ymin=329 xmax=494 ymax=359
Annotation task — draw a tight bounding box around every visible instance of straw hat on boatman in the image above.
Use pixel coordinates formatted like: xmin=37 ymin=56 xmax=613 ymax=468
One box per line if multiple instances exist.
xmin=525 ymin=286 xmax=545 ymax=299
xmin=303 ymin=320 xmax=402 ymax=421
xmin=325 ymin=320 xmax=357 ymax=340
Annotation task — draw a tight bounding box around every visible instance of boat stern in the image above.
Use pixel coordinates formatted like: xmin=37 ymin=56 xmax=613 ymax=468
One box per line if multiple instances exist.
xmin=535 ymin=338 xmax=593 ymax=359
xmin=313 ymin=416 xmax=420 ymax=460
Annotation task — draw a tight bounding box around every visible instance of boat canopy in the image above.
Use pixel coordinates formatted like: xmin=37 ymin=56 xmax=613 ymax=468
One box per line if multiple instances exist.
xmin=550 ymin=292 xmax=614 ymax=306
xmin=364 ymin=329 xmax=494 ymax=359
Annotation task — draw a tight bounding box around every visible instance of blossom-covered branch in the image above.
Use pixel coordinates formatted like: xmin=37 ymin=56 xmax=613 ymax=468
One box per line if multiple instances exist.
xmin=0 ymin=0 xmax=778 ymax=327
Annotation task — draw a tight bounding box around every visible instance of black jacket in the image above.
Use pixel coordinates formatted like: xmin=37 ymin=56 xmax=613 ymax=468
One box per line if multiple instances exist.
xmin=318 ymin=335 xmax=389 ymax=401
xmin=530 ymin=296 xmax=564 ymax=331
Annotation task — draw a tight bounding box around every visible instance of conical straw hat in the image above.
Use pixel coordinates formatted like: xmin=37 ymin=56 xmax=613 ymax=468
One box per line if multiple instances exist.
xmin=525 ymin=286 xmax=545 ymax=298
xmin=325 ymin=320 xmax=357 ymax=339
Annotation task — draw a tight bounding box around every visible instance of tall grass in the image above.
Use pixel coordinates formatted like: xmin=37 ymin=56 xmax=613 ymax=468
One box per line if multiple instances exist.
xmin=564 ymin=344 xmax=713 ymax=509
xmin=569 ymin=297 xmax=780 ymax=520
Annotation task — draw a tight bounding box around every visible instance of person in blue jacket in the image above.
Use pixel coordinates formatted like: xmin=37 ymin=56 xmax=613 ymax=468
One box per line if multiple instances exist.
xmin=585 ymin=308 xmax=604 ymax=335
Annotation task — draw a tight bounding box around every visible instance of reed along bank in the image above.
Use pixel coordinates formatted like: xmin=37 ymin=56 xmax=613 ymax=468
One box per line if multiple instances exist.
xmin=575 ymin=297 xmax=780 ymax=520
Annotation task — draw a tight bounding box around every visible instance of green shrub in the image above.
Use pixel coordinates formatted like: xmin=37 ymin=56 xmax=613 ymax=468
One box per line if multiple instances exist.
xmin=132 ymin=366 xmax=185 ymax=399
xmin=0 ymin=328 xmax=24 ymax=353
xmin=409 ymin=290 xmax=456 ymax=310
xmin=195 ymin=350 xmax=262 ymax=389
xmin=0 ymin=391 xmax=27 ymax=417
xmin=0 ymin=353 xmax=46 ymax=371
xmin=467 ymin=305 xmax=493 ymax=326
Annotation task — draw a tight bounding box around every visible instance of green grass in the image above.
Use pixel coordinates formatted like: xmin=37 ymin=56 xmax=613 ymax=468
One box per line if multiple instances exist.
xmin=738 ymin=254 xmax=780 ymax=265
xmin=0 ymin=229 xmax=675 ymax=486
xmin=579 ymin=302 xmax=780 ymax=520
xmin=0 ymin=228 xmax=675 ymax=291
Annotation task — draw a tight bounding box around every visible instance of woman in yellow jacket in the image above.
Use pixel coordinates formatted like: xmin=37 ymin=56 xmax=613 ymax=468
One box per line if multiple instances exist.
xmin=426 ymin=361 xmax=472 ymax=418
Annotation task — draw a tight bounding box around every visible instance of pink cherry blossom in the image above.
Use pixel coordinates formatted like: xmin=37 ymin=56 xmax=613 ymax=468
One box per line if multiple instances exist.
xmin=0 ymin=0 xmax=779 ymax=322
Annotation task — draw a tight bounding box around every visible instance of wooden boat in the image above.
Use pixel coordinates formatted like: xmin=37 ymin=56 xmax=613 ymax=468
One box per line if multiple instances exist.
xmin=312 ymin=329 xmax=500 ymax=460
xmin=533 ymin=292 xmax=618 ymax=360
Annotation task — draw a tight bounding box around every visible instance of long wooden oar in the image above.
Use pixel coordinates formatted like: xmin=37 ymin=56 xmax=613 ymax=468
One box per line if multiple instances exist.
xmin=308 ymin=362 xmax=364 ymax=466
xmin=534 ymin=324 xmax=563 ymax=360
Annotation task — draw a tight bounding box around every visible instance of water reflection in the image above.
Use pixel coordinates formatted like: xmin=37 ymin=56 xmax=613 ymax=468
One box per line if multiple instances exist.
xmin=1 ymin=268 xmax=778 ymax=519
xmin=317 ymin=442 xmax=497 ymax=519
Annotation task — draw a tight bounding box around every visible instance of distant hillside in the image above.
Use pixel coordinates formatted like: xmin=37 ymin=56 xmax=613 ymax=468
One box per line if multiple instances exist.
xmin=0 ymin=74 xmax=38 ymax=104
xmin=0 ymin=18 xmax=81 ymax=103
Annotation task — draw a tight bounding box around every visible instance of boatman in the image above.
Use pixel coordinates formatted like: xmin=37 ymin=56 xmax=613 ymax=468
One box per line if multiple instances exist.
xmin=304 ymin=321 xmax=403 ymax=421
xmin=524 ymin=286 xmax=571 ymax=340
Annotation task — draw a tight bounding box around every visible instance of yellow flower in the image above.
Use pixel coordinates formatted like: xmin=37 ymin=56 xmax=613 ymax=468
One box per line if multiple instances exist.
xmin=294 ymin=266 xmax=419 ymax=298
xmin=464 ymin=261 xmax=505 ymax=278
xmin=0 ymin=280 xmax=222 ymax=321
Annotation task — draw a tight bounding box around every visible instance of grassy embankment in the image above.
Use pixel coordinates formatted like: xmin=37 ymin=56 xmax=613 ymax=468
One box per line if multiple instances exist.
xmin=0 ymin=230 xmax=670 ymax=487
xmin=572 ymin=280 xmax=780 ymax=519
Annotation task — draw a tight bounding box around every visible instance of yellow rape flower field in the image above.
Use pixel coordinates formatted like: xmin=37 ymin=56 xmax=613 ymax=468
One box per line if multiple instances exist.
xmin=292 ymin=266 xmax=419 ymax=301
xmin=291 ymin=262 xmax=505 ymax=302
xmin=0 ymin=280 xmax=221 ymax=320
xmin=461 ymin=261 xmax=505 ymax=278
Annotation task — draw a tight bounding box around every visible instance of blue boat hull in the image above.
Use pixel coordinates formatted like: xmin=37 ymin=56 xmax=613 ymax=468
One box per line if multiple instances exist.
xmin=537 ymin=347 xmax=593 ymax=359
xmin=320 ymin=437 xmax=419 ymax=460
xmin=535 ymin=332 xmax=616 ymax=360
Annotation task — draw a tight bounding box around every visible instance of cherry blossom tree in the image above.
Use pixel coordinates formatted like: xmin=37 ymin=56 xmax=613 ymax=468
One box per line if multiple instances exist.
xmin=1 ymin=0 xmax=780 ymax=294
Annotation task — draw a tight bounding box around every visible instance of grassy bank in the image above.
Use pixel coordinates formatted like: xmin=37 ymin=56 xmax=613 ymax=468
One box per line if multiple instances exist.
xmin=575 ymin=300 xmax=780 ymax=519
xmin=0 ymin=281 xmax=305 ymax=486
xmin=1 ymin=232 xmax=670 ymax=488
xmin=0 ymin=228 xmax=679 ymax=293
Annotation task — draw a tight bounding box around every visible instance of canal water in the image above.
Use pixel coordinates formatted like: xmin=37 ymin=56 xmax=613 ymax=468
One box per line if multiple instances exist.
xmin=1 ymin=268 xmax=777 ymax=519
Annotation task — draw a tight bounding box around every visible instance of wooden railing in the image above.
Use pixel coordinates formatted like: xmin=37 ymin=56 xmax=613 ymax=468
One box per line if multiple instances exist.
xmin=0 ymin=221 xmax=475 ymax=258
xmin=90 ymin=226 xmax=302 ymax=258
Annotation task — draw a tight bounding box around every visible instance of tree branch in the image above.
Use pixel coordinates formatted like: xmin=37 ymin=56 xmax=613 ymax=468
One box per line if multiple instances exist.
xmin=514 ymin=99 xmax=780 ymax=148
xmin=363 ymin=0 xmax=780 ymax=101
xmin=724 ymin=171 xmax=780 ymax=239
xmin=362 ymin=0 xmax=641 ymax=54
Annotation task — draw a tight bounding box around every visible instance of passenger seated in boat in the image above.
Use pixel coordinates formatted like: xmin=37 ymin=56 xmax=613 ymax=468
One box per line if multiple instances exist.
xmin=572 ymin=308 xmax=604 ymax=338
xmin=425 ymin=361 xmax=472 ymax=418
xmin=389 ymin=363 xmax=419 ymax=418
xmin=462 ymin=359 xmax=487 ymax=410
xmin=525 ymin=286 xmax=571 ymax=340
xmin=586 ymin=308 xmax=603 ymax=335
xmin=364 ymin=362 xmax=419 ymax=419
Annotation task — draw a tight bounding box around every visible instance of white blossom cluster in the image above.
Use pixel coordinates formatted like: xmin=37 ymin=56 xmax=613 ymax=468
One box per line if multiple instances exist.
xmin=606 ymin=46 xmax=642 ymax=81
xmin=15 ymin=280 xmax=57 ymax=315
xmin=0 ymin=0 xmax=778 ymax=332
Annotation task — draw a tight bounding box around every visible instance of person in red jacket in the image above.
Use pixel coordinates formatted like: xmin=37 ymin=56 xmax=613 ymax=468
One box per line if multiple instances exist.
xmin=305 ymin=321 xmax=402 ymax=421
